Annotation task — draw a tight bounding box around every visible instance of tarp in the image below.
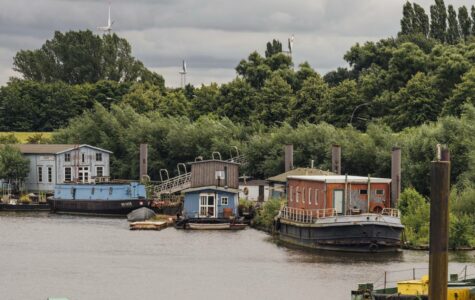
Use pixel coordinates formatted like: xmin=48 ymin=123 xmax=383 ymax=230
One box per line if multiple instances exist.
xmin=127 ymin=207 xmax=156 ymax=222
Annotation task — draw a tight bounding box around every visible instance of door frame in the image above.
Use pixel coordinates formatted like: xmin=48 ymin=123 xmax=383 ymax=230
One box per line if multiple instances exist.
xmin=333 ymin=189 xmax=345 ymax=214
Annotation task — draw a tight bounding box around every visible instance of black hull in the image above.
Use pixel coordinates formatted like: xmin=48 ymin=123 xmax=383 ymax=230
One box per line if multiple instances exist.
xmin=48 ymin=199 xmax=148 ymax=216
xmin=0 ymin=203 xmax=51 ymax=212
xmin=278 ymin=221 xmax=403 ymax=253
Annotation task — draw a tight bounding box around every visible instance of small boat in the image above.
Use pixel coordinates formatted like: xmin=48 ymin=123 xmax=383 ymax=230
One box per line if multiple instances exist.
xmin=229 ymin=223 xmax=247 ymax=230
xmin=187 ymin=222 xmax=231 ymax=230
xmin=129 ymin=221 xmax=167 ymax=231
xmin=127 ymin=207 xmax=156 ymax=222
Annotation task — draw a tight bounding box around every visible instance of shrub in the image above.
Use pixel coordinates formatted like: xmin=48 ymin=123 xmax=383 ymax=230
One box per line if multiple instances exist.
xmin=253 ymin=198 xmax=286 ymax=232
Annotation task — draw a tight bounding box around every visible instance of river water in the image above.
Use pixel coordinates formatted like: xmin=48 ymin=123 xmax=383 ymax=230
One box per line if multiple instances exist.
xmin=1 ymin=212 xmax=474 ymax=300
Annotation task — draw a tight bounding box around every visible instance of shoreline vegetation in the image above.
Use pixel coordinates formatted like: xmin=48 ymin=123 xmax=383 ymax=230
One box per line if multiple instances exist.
xmin=1 ymin=0 xmax=475 ymax=249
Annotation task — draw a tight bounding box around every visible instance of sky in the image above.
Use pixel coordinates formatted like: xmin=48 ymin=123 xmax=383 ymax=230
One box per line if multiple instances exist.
xmin=0 ymin=0 xmax=474 ymax=87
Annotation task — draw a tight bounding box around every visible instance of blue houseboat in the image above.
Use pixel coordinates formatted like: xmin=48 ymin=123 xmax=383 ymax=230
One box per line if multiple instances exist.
xmin=177 ymin=160 xmax=242 ymax=229
xmin=48 ymin=182 xmax=148 ymax=216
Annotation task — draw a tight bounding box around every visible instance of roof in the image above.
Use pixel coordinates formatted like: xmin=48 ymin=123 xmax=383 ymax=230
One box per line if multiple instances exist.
xmin=288 ymin=175 xmax=391 ymax=184
xmin=182 ymin=186 xmax=239 ymax=194
xmin=267 ymin=168 xmax=334 ymax=183
xmin=189 ymin=159 xmax=240 ymax=166
xmin=13 ymin=144 xmax=112 ymax=155
xmin=239 ymin=179 xmax=269 ymax=186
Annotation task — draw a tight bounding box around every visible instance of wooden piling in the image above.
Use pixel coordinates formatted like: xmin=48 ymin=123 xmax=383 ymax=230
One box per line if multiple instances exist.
xmin=428 ymin=150 xmax=450 ymax=300
xmin=391 ymin=147 xmax=401 ymax=208
xmin=331 ymin=144 xmax=341 ymax=175
xmin=284 ymin=144 xmax=294 ymax=172
xmin=139 ymin=144 xmax=148 ymax=180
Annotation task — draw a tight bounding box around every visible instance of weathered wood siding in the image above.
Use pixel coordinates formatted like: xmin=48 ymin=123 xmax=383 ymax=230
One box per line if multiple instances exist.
xmin=190 ymin=161 xmax=239 ymax=189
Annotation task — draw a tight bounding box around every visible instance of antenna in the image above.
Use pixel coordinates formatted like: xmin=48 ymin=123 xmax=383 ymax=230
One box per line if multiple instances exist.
xmin=179 ymin=60 xmax=187 ymax=88
xmin=98 ymin=2 xmax=114 ymax=34
xmin=287 ymin=34 xmax=294 ymax=57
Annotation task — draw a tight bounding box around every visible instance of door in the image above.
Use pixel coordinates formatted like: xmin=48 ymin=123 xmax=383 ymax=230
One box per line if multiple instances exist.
xmin=333 ymin=189 xmax=344 ymax=214
xmin=199 ymin=194 xmax=216 ymax=218
xmin=258 ymin=185 xmax=264 ymax=202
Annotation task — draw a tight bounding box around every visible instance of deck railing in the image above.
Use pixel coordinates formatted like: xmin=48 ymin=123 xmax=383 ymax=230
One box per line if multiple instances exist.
xmin=154 ymin=172 xmax=192 ymax=195
xmin=280 ymin=207 xmax=337 ymax=223
xmin=381 ymin=208 xmax=399 ymax=217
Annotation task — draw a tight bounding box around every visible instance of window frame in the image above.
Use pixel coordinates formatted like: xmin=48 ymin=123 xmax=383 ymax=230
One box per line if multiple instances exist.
xmin=47 ymin=167 xmax=52 ymax=183
xmin=64 ymin=153 xmax=71 ymax=162
xmin=38 ymin=167 xmax=43 ymax=183
xmin=64 ymin=167 xmax=72 ymax=182
xmin=221 ymin=196 xmax=228 ymax=206
xmin=96 ymin=153 xmax=102 ymax=161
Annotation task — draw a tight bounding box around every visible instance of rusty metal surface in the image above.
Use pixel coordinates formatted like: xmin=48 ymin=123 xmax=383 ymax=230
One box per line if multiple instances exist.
xmin=331 ymin=144 xmax=341 ymax=175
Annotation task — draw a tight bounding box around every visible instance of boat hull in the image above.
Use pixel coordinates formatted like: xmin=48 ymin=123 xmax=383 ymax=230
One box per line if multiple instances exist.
xmin=48 ymin=199 xmax=148 ymax=216
xmin=277 ymin=214 xmax=403 ymax=253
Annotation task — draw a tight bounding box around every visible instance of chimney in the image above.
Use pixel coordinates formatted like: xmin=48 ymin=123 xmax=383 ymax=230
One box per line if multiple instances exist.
xmin=391 ymin=147 xmax=401 ymax=208
xmin=284 ymin=144 xmax=293 ymax=172
xmin=139 ymin=143 xmax=148 ymax=180
xmin=331 ymin=144 xmax=341 ymax=175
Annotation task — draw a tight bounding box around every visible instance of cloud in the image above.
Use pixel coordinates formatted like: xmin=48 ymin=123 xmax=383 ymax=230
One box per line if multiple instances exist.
xmin=0 ymin=0 xmax=474 ymax=87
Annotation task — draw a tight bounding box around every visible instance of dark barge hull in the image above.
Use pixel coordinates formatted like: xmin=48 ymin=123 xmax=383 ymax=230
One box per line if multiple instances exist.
xmin=48 ymin=199 xmax=148 ymax=216
xmin=0 ymin=203 xmax=51 ymax=212
xmin=278 ymin=218 xmax=403 ymax=253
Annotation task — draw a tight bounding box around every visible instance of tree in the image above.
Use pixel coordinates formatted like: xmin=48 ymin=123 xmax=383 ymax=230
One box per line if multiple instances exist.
xmin=390 ymin=72 xmax=439 ymax=131
xmin=413 ymin=3 xmax=430 ymax=37
xmin=400 ymin=2 xmax=415 ymax=35
xmin=471 ymin=6 xmax=475 ymax=36
xmin=157 ymin=90 xmax=190 ymax=117
xmin=236 ymin=51 xmax=271 ymax=89
xmin=13 ymin=30 xmax=164 ymax=85
xmin=121 ymin=82 xmax=161 ymax=113
xmin=458 ymin=6 xmax=471 ymax=41
xmin=265 ymin=39 xmax=282 ymax=57
xmin=430 ymin=0 xmax=447 ymax=43
xmin=387 ymin=42 xmax=427 ymax=90
xmin=290 ymin=75 xmax=328 ymax=126
xmin=190 ymin=83 xmax=220 ymax=120
xmin=446 ymin=5 xmax=460 ymax=45
xmin=217 ymin=78 xmax=257 ymax=124
xmin=444 ymin=67 xmax=475 ymax=115
xmin=256 ymin=74 xmax=294 ymax=126
xmin=398 ymin=188 xmax=430 ymax=246
xmin=0 ymin=146 xmax=30 ymax=193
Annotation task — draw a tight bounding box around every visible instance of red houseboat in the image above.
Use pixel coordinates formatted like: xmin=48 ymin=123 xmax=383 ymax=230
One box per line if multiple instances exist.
xmin=276 ymin=175 xmax=404 ymax=252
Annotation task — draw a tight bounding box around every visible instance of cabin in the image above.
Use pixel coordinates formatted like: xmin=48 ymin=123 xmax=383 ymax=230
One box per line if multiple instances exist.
xmin=239 ymin=179 xmax=269 ymax=202
xmin=13 ymin=144 xmax=112 ymax=193
xmin=182 ymin=160 xmax=239 ymax=218
xmin=286 ymin=175 xmax=392 ymax=215
xmin=267 ymin=168 xmax=334 ymax=199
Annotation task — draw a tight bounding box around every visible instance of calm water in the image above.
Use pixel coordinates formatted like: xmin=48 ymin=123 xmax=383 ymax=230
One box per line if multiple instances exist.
xmin=1 ymin=212 xmax=474 ymax=300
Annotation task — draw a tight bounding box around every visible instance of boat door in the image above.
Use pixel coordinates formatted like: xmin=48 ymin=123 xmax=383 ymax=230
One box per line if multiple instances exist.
xmin=333 ymin=189 xmax=344 ymax=214
xmin=199 ymin=194 xmax=216 ymax=218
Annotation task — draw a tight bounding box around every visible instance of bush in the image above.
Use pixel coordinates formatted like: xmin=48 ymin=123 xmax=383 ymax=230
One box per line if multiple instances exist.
xmin=253 ymin=198 xmax=286 ymax=232
xmin=449 ymin=214 xmax=474 ymax=249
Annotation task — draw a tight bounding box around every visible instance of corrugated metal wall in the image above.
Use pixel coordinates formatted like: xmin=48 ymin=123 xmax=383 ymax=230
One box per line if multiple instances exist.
xmin=190 ymin=161 xmax=239 ymax=189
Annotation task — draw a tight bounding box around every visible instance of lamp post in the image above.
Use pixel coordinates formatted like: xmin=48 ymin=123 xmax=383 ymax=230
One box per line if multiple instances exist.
xmin=349 ymin=102 xmax=371 ymax=126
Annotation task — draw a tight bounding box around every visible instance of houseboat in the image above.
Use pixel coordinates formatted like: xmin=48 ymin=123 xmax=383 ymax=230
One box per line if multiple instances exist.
xmin=176 ymin=159 xmax=244 ymax=229
xmin=48 ymin=182 xmax=148 ymax=216
xmin=276 ymin=175 xmax=404 ymax=252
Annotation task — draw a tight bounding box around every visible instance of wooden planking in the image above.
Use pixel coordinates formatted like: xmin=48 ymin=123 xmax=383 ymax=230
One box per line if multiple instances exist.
xmin=191 ymin=161 xmax=239 ymax=189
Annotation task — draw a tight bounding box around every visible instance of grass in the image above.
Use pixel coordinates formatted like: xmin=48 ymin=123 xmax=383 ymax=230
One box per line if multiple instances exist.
xmin=0 ymin=132 xmax=53 ymax=143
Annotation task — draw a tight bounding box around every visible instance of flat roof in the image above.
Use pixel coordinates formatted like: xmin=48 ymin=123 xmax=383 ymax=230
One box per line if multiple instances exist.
xmin=189 ymin=159 xmax=240 ymax=166
xmin=13 ymin=144 xmax=112 ymax=154
xmin=288 ymin=175 xmax=391 ymax=184
xmin=267 ymin=167 xmax=334 ymax=183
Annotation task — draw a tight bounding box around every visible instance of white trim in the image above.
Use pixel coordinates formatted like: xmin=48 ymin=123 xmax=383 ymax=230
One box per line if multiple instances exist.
xmin=221 ymin=196 xmax=229 ymax=206
xmin=288 ymin=175 xmax=391 ymax=184
xmin=198 ymin=193 xmax=216 ymax=218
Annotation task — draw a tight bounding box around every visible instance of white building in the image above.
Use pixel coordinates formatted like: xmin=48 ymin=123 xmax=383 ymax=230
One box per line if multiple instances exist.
xmin=14 ymin=144 xmax=112 ymax=193
xmin=238 ymin=179 xmax=270 ymax=202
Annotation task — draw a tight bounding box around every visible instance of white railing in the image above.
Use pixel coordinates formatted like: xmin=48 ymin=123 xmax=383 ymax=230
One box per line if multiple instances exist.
xmin=154 ymin=172 xmax=192 ymax=194
xmin=280 ymin=206 xmax=337 ymax=223
xmin=381 ymin=208 xmax=399 ymax=217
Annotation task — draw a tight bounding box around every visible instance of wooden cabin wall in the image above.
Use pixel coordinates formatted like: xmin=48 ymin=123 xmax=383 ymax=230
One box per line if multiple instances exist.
xmin=191 ymin=161 xmax=239 ymax=189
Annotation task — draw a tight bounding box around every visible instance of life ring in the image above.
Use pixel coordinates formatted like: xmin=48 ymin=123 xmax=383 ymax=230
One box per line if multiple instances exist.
xmin=371 ymin=205 xmax=383 ymax=214
xmin=243 ymin=187 xmax=249 ymax=195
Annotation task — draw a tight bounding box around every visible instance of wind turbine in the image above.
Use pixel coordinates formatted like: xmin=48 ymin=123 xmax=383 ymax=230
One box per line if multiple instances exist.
xmin=179 ymin=60 xmax=187 ymax=88
xmin=98 ymin=3 xmax=114 ymax=34
xmin=288 ymin=34 xmax=294 ymax=55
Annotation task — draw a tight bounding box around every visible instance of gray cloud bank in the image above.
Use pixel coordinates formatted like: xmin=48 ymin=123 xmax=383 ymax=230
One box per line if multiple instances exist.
xmin=0 ymin=0 xmax=473 ymax=87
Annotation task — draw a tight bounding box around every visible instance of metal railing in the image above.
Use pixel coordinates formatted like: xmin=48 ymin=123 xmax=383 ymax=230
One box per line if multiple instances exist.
xmin=154 ymin=172 xmax=191 ymax=195
xmin=381 ymin=208 xmax=399 ymax=217
xmin=280 ymin=206 xmax=337 ymax=223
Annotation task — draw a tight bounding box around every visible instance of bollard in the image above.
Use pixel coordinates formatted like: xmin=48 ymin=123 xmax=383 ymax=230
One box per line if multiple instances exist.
xmin=428 ymin=150 xmax=450 ymax=300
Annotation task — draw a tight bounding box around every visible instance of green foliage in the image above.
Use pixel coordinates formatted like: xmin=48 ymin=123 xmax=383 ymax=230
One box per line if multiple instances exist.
xmin=398 ymin=188 xmax=430 ymax=246
xmin=0 ymin=145 xmax=29 ymax=181
xmin=253 ymin=198 xmax=285 ymax=231
xmin=449 ymin=214 xmax=474 ymax=249
xmin=458 ymin=6 xmax=471 ymax=41
xmin=446 ymin=5 xmax=461 ymax=45
xmin=13 ymin=30 xmax=164 ymax=86
xmin=430 ymin=0 xmax=447 ymax=42
xmin=257 ymin=74 xmax=294 ymax=126
xmin=265 ymin=39 xmax=283 ymax=58
xmin=0 ymin=134 xmax=19 ymax=144
xmin=26 ymin=133 xmax=52 ymax=144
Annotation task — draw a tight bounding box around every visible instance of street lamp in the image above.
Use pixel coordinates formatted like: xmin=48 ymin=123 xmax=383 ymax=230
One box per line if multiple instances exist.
xmin=349 ymin=102 xmax=371 ymax=126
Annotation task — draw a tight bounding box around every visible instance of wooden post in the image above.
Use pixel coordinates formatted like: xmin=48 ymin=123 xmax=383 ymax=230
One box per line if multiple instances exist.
xmin=284 ymin=144 xmax=293 ymax=172
xmin=139 ymin=143 xmax=148 ymax=180
xmin=331 ymin=144 xmax=341 ymax=175
xmin=428 ymin=150 xmax=450 ymax=300
xmin=391 ymin=147 xmax=401 ymax=208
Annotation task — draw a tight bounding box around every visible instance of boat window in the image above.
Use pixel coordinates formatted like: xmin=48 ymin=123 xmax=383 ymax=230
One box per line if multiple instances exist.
xmin=64 ymin=167 xmax=71 ymax=182
xmin=96 ymin=166 xmax=104 ymax=177
xmin=221 ymin=197 xmax=228 ymax=205
xmin=315 ymin=189 xmax=318 ymax=206
xmin=308 ymin=188 xmax=311 ymax=204
xmin=376 ymin=189 xmax=384 ymax=195
xmin=360 ymin=189 xmax=368 ymax=195
xmin=296 ymin=187 xmax=299 ymax=203
xmin=289 ymin=186 xmax=293 ymax=203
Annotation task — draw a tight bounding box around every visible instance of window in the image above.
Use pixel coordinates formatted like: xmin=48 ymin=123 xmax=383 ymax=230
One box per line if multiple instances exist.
xmin=65 ymin=153 xmax=71 ymax=162
xmin=215 ymin=171 xmax=225 ymax=180
xmin=376 ymin=189 xmax=384 ymax=195
xmin=315 ymin=189 xmax=319 ymax=206
xmin=38 ymin=167 xmax=43 ymax=182
xmin=296 ymin=187 xmax=299 ymax=203
xmin=81 ymin=153 xmax=85 ymax=163
xmin=360 ymin=189 xmax=368 ymax=195
xmin=289 ymin=186 xmax=293 ymax=203
xmin=221 ymin=197 xmax=228 ymax=205
xmin=308 ymin=188 xmax=311 ymax=204
xmin=96 ymin=153 xmax=102 ymax=161
xmin=96 ymin=166 xmax=104 ymax=177
xmin=47 ymin=167 xmax=52 ymax=183
xmin=78 ymin=167 xmax=89 ymax=183
xmin=65 ymin=167 xmax=71 ymax=182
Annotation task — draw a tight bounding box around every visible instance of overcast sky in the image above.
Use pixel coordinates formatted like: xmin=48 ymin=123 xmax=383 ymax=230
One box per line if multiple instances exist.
xmin=0 ymin=0 xmax=473 ymax=87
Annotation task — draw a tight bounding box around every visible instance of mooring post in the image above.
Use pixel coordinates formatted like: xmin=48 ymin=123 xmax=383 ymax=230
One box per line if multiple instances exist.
xmin=391 ymin=147 xmax=401 ymax=208
xmin=428 ymin=148 xmax=450 ymax=300
xmin=284 ymin=144 xmax=294 ymax=172
xmin=139 ymin=143 xmax=148 ymax=180
xmin=331 ymin=144 xmax=341 ymax=175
